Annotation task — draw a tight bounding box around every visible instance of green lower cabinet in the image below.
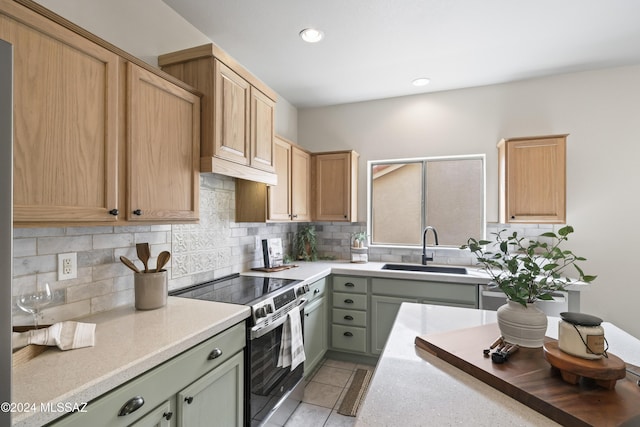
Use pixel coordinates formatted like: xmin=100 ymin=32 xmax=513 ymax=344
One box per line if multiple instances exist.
xmin=303 ymin=297 xmax=327 ymax=377
xmin=130 ymin=400 xmax=174 ymax=427
xmin=177 ymin=351 xmax=244 ymax=427
xmin=331 ymin=324 xmax=367 ymax=353
xmin=370 ymin=295 xmax=418 ymax=355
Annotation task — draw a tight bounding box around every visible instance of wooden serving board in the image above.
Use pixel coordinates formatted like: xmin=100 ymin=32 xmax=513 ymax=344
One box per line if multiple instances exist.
xmin=415 ymin=323 xmax=640 ymax=427
xmin=250 ymin=264 xmax=298 ymax=273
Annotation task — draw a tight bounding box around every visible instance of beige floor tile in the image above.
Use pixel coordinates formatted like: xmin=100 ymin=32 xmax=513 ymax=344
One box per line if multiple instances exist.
xmin=285 ymin=402 xmax=331 ymax=427
xmin=323 ymin=359 xmax=357 ymax=371
xmin=312 ymin=365 xmax=353 ymax=388
xmin=302 ymin=381 xmax=344 ymax=408
xmin=324 ymin=409 xmax=357 ymax=427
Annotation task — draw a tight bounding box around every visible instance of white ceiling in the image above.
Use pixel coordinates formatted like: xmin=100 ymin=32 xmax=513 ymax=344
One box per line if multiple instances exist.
xmin=162 ymin=0 xmax=640 ymax=108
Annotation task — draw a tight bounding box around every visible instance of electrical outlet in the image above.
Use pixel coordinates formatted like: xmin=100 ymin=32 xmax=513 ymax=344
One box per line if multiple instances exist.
xmin=58 ymin=252 xmax=77 ymax=281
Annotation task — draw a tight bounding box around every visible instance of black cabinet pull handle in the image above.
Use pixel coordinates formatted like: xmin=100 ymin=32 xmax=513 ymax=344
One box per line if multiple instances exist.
xmin=344 ymin=315 xmax=354 ymax=321
xmin=133 ymin=209 xmax=142 ymax=216
xmin=185 ymin=396 xmax=194 ymax=404
xmin=292 ymin=214 xmax=298 ymax=218
xmin=343 ymin=331 xmax=353 ymax=337
xmin=511 ymin=215 xmax=515 ymax=219
xmin=305 ymin=313 xmax=310 ymax=317
xmin=207 ymin=348 xmax=223 ymax=360
xmin=118 ymin=396 xmax=144 ymax=416
xmin=109 ymin=208 xmax=119 ymax=216
xmin=163 ymin=411 xmax=173 ymax=421
xmin=344 ymin=299 xmax=354 ymax=304
xmin=344 ymin=282 xmax=355 ymax=287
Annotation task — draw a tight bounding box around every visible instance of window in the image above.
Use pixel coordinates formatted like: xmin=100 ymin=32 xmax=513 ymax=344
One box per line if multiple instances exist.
xmin=367 ymin=155 xmax=485 ymax=247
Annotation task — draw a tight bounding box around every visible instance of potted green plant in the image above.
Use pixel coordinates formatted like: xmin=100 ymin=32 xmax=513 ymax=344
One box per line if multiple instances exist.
xmin=461 ymin=225 xmax=596 ymax=347
xmin=352 ymin=231 xmax=368 ymax=248
xmin=294 ymin=225 xmax=318 ymax=261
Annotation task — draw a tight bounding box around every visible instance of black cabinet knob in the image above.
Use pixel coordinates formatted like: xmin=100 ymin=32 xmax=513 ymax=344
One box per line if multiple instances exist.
xmin=185 ymin=396 xmax=194 ymax=404
xmin=133 ymin=209 xmax=142 ymax=216
xmin=163 ymin=411 xmax=173 ymax=421
xmin=109 ymin=208 xmax=119 ymax=216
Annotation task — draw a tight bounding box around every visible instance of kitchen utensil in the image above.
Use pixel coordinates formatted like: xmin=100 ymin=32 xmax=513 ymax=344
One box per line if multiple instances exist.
xmin=120 ymin=256 xmax=141 ymax=274
xmin=136 ymin=243 xmax=151 ymax=273
xmin=156 ymin=251 xmax=171 ymax=272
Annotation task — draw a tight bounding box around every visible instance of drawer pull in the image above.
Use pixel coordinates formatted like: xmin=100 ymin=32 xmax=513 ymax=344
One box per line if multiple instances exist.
xmin=118 ymin=396 xmax=144 ymax=416
xmin=109 ymin=208 xmax=119 ymax=216
xmin=208 ymin=348 xmax=223 ymax=360
xmin=314 ymin=288 xmax=320 ymax=295
xmin=185 ymin=396 xmax=194 ymax=404
xmin=343 ymin=332 xmax=353 ymax=337
xmin=163 ymin=411 xmax=173 ymax=421
xmin=344 ymin=315 xmax=354 ymax=321
xmin=344 ymin=282 xmax=355 ymax=287
xmin=344 ymin=299 xmax=354 ymax=304
xmin=133 ymin=209 xmax=142 ymax=216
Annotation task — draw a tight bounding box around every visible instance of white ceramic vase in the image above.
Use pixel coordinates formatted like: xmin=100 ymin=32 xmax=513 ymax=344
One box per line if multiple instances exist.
xmin=496 ymin=300 xmax=548 ymax=348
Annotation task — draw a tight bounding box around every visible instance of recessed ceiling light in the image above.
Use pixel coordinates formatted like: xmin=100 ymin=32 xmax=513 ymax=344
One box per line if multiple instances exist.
xmin=299 ymin=28 xmax=324 ymax=43
xmin=412 ymin=78 xmax=431 ymax=87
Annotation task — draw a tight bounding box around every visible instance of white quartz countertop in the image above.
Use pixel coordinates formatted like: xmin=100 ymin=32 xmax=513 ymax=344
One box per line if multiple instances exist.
xmin=11 ymin=297 xmax=250 ymax=427
xmin=241 ymin=261 xmax=493 ymax=285
xmin=355 ymin=303 xmax=640 ymax=426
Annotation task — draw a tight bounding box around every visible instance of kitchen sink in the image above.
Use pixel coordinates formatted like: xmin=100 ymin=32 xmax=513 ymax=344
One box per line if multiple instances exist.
xmin=381 ymin=263 xmax=468 ymax=275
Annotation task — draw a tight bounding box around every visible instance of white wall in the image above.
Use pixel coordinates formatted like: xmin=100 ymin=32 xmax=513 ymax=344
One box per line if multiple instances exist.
xmin=34 ymin=0 xmax=298 ymax=141
xmin=299 ymin=65 xmax=640 ymax=340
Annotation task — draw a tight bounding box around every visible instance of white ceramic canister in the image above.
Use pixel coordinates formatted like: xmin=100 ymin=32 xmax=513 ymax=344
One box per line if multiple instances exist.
xmin=558 ymin=312 xmax=606 ymax=359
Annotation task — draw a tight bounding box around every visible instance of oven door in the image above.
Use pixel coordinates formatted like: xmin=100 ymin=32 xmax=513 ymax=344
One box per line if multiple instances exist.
xmin=249 ymin=301 xmax=306 ymax=427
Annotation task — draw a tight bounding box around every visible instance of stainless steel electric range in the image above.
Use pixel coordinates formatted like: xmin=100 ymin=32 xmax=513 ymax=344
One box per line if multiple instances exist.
xmin=170 ymin=274 xmax=310 ymax=427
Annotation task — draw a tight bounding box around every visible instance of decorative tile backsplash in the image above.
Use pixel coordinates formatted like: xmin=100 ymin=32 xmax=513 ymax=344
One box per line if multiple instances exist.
xmin=11 ymin=171 xmax=557 ymax=326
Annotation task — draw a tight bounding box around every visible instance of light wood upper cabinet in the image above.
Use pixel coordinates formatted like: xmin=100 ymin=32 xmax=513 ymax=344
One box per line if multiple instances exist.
xmin=1 ymin=2 xmax=119 ymax=223
xmin=498 ymin=134 xmax=567 ymax=224
xmin=2 ymin=0 xmax=201 ymax=226
xmin=235 ymin=136 xmax=310 ymax=222
xmin=127 ymin=63 xmax=200 ymax=222
xmin=159 ymin=44 xmax=277 ymax=185
xmin=313 ymin=151 xmax=359 ymax=222
xmin=267 ymin=137 xmax=310 ymax=221
xmin=215 ymin=60 xmax=250 ymax=166
xmin=250 ymin=87 xmax=275 ymax=172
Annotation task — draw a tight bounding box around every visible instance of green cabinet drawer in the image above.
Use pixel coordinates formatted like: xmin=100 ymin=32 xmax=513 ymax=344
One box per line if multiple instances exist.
xmin=332 ymin=308 xmax=367 ymax=327
xmin=333 ymin=276 xmax=368 ymax=294
xmin=331 ymin=324 xmax=367 ymax=353
xmin=307 ymin=278 xmax=327 ymax=303
xmin=333 ymin=292 xmax=367 ymax=310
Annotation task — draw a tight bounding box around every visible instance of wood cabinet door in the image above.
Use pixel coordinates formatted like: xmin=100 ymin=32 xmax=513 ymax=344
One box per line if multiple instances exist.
xmin=250 ymin=87 xmax=275 ymax=172
xmin=1 ymin=7 xmax=119 ymax=223
xmin=502 ymin=135 xmax=566 ymax=223
xmin=268 ymin=137 xmax=292 ymax=220
xmin=314 ymin=152 xmax=352 ymax=221
xmin=177 ymin=351 xmax=244 ymax=427
xmin=291 ymin=146 xmax=311 ymax=221
xmin=214 ymin=59 xmax=250 ymax=166
xmin=127 ymin=63 xmax=200 ymax=221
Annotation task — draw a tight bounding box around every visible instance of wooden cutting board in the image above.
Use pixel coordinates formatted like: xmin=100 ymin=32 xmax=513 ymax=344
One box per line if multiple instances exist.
xmin=250 ymin=264 xmax=298 ymax=272
xmin=415 ymin=323 xmax=640 ymax=427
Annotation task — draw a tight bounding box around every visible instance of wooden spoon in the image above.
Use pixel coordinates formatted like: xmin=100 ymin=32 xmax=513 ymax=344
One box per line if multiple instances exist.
xmin=156 ymin=251 xmax=171 ymax=272
xmin=136 ymin=243 xmax=151 ymax=273
xmin=120 ymin=256 xmax=141 ymax=274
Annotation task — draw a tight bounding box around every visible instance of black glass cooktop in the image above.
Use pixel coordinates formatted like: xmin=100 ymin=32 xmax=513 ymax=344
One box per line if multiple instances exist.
xmin=169 ymin=274 xmax=300 ymax=306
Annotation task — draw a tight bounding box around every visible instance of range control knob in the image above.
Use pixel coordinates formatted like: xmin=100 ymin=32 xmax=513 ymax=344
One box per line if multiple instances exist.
xmin=296 ymin=285 xmax=309 ymax=296
xmin=255 ymin=306 xmax=268 ymax=319
xmin=265 ymin=304 xmax=273 ymax=314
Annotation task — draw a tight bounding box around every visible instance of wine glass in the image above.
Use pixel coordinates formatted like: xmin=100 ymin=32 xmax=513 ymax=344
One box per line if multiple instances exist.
xmin=16 ymin=283 xmax=52 ymax=330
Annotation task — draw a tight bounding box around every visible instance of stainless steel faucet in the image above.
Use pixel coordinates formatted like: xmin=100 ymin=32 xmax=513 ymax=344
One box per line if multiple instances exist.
xmin=421 ymin=226 xmax=439 ymax=265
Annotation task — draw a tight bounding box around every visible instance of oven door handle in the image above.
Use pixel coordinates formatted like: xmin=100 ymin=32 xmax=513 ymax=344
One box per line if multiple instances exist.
xmin=250 ymin=299 xmax=307 ymax=340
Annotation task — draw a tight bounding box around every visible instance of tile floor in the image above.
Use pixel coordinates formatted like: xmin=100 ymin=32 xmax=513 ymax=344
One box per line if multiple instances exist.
xmin=269 ymin=358 xmax=376 ymax=427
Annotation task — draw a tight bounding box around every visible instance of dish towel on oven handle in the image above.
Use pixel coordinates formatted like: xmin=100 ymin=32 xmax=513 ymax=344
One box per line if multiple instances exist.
xmin=277 ymin=309 xmax=305 ymax=371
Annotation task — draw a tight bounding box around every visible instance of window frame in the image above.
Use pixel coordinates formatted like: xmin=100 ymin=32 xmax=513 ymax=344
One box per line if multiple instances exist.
xmin=367 ymin=154 xmax=486 ymax=249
